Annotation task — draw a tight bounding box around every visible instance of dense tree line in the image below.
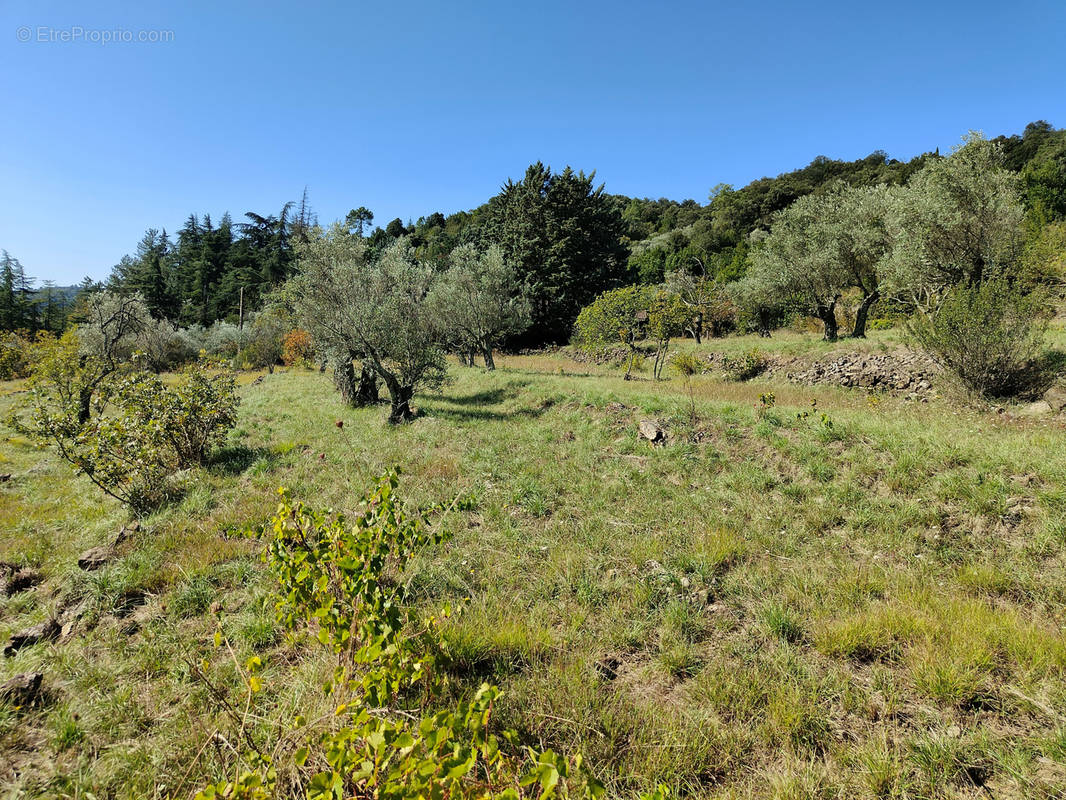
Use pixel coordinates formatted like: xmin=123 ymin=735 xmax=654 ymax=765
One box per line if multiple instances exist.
xmin=7 ymin=120 xmax=1062 ymax=351
xmin=0 ymin=250 xmax=80 ymax=334
xmin=107 ymin=193 xmax=315 ymax=325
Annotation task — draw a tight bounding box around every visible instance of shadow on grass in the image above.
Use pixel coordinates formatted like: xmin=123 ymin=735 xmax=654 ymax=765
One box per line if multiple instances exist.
xmin=421 ymin=401 xmax=553 ymax=423
xmin=433 ymin=384 xmax=529 ymax=406
xmin=208 ymin=445 xmax=282 ymax=476
xmin=419 ymin=382 xmax=554 ymax=422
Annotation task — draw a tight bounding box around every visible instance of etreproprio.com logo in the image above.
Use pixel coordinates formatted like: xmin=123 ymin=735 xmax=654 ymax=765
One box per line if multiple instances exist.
xmin=16 ymin=25 xmax=175 ymax=44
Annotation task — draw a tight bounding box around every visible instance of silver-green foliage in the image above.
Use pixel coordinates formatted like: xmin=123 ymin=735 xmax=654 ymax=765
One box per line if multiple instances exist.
xmin=429 ymin=243 xmax=531 ymax=370
xmin=744 ymin=183 xmax=893 ymax=340
xmin=884 ymin=133 xmax=1026 ymax=309
xmin=289 ymin=225 xmax=447 ymax=422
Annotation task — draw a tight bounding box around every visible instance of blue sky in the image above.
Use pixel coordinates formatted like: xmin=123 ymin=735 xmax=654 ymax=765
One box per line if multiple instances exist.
xmin=1 ymin=0 xmax=1064 ymax=285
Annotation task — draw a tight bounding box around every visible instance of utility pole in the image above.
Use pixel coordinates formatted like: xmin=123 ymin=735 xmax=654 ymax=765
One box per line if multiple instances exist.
xmin=238 ymin=286 xmax=244 ymax=331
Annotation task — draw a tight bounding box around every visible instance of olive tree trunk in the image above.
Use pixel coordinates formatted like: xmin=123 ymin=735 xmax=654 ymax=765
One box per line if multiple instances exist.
xmin=757 ymin=308 xmax=772 ymax=338
xmin=334 ymin=358 xmax=379 ymax=407
xmin=851 ymin=290 xmax=880 ymax=339
xmin=386 ymin=383 xmax=415 ymax=424
xmin=355 ymin=362 xmax=379 ymax=405
xmin=815 ymin=302 xmax=839 ymax=342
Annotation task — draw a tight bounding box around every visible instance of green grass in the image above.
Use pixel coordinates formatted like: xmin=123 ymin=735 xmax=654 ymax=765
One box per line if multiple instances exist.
xmin=1 ymin=346 xmax=1066 ymax=798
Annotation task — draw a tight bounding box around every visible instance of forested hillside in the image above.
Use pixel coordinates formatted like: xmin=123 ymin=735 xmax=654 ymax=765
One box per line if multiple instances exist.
xmin=3 ymin=121 xmax=1064 ymax=345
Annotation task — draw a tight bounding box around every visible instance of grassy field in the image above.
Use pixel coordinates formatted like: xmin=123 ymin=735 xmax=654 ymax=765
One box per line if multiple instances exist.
xmin=2 ymin=333 xmax=1066 ymax=799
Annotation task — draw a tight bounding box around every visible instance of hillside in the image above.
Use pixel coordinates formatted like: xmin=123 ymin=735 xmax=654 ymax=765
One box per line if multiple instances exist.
xmin=2 ymin=333 xmax=1066 ymax=798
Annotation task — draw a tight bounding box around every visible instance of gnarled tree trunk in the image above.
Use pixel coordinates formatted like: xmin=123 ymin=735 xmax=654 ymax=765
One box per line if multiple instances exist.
xmin=815 ymin=301 xmax=839 ymax=342
xmin=386 ymin=383 xmax=415 ymax=424
xmin=481 ymin=346 xmax=496 ymax=371
xmin=757 ymin=308 xmax=772 ymax=338
xmin=851 ymin=290 xmax=879 ymax=338
xmin=333 ymin=358 xmax=358 ymax=407
xmin=355 ymin=362 xmax=379 ymax=405
xmin=334 ymin=358 xmax=379 ymax=407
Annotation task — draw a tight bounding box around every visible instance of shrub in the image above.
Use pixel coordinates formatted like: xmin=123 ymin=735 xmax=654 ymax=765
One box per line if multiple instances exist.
xmin=669 ymin=351 xmax=705 ymax=377
xmin=239 ymin=309 xmax=290 ymax=371
xmin=573 ymin=285 xmax=651 ymax=379
xmin=0 ymin=330 xmax=53 ymax=380
xmin=123 ymin=364 xmax=240 ymax=467
xmin=195 ymin=473 xmax=610 ymax=800
xmin=203 ymin=321 xmax=242 ymax=358
xmin=139 ymin=317 xmax=198 ymax=372
xmin=910 ymin=278 xmax=1048 ymax=398
xmin=12 ymin=341 xmax=239 ymax=513
xmin=721 ymin=348 xmax=768 ymax=381
xmin=281 ymin=328 xmax=314 ymax=366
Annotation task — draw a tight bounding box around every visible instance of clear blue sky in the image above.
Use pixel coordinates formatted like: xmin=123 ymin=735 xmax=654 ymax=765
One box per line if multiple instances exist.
xmin=2 ymin=0 xmax=1064 ymax=285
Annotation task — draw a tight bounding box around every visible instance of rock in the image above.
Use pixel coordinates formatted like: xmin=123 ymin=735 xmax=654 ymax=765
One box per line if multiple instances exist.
xmin=2 ymin=568 xmax=42 ymax=597
xmin=111 ymin=522 xmax=140 ymax=549
xmin=0 ymin=672 xmax=44 ymax=707
xmin=605 ymin=402 xmax=629 ymax=413
xmin=4 ymin=618 xmax=60 ymax=657
xmin=785 ymin=349 xmax=938 ymax=396
xmin=250 ymin=375 xmax=265 ymax=386
xmin=77 ymin=546 xmax=111 ymax=571
xmin=638 ymin=419 xmax=665 ymax=443
xmin=57 ymin=597 xmax=87 ymax=641
xmin=1043 ymin=385 xmax=1066 ymax=413
xmin=0 ymin=473 xmax=11 ymax=482
xmin=1023 ymin=401 xmax=1053 ymax=416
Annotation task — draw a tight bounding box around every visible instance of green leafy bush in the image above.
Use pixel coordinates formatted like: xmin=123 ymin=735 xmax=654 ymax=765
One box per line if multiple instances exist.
xmin=910 ymin=278 xmax=1048 ymax=398
xmin=721 ymin=348 xmax=768 ymax=381
xmin=0 ymin=329 xmax=53 ymax=380
xmin=12 ymin=339 xmax=239 ymax=513
xmin=196 ymin=472 xmax=617 ymax=800
xmin=669 ymin=351 xmax=705 ymax=377
xmin=573 ymin=286 xmax=652 ymax=379
xmin=123 ymin=365 xmax=240 ymax=467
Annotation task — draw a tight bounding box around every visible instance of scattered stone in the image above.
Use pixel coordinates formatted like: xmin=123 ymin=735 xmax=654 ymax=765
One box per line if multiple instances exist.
xmin=77 ymin=546 xmax=112 ymax=571
xmin=605 ymin=401 xmax=630 ymax=413
xmin=0 ymin=672 xmax=44 ymax=707
xmin=784 ymin=350 xmax=939 ymax=396
xmin=57 ymin=598 xmax=88 ymax=641
xmin=4 ymin=618 xmax=60 ymax=657
xmin=638 ymin=419 xmax=665 ymax=444
xmin=1 ymin=568 xmax=42 ymax=597
xmin=1022 ymin=401 xmax=1053 ymax=416
xmin=250 ymin=375 xmax=265 ymax=386
xmin=1042 ymin=384 xmax=1066 ymax=413
xmin=111 ymin=522 xmax=140 ymax=549
xmin=0 ymin=473 xmax=11 ymax=482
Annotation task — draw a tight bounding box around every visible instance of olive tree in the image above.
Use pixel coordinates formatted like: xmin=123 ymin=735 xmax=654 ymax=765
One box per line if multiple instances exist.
xmin=745 ymin=191 xmax=850 ymax=340
xmin=745 ymin=184 xmax=894 ymax=340
xmin=289 ymin=225 xmax=447 ymax=423
xmin=885 ymin=134 xmax=1025 ymax=311
xmin=73 ymin=290 xmax=151 ymax=422
xmin=429 ymin=244 xmax=530 ymax=370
